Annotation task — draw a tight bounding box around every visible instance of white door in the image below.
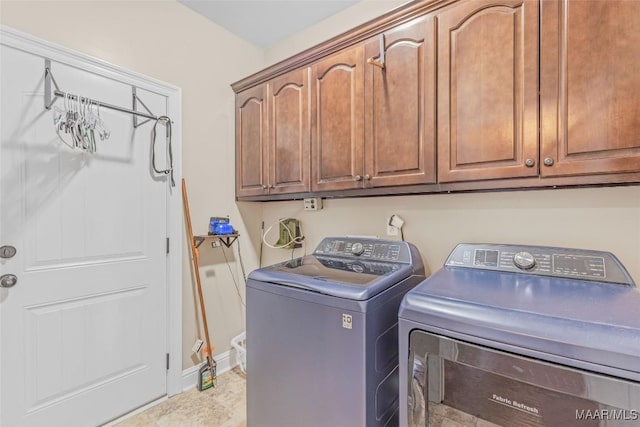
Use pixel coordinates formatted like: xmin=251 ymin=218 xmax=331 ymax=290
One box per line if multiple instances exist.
xmin=1 ymin=44 xmax=169 ymax=426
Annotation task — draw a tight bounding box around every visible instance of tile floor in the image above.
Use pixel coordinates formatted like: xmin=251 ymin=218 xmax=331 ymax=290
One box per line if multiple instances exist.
xmin=113 ymin=367 xmax=499 ymax=427
xmin=429 ymin=403 xmax=501 ymax=427
xmin=114 ymin=367 xmax=246 ymax=427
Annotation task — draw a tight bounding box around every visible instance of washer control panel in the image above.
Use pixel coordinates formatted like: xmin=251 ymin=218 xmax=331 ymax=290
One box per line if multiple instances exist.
xmin=446 ymin=243 xmax=634 ymax=286
xmin=314 ymin=237 xmax=406 ymax=263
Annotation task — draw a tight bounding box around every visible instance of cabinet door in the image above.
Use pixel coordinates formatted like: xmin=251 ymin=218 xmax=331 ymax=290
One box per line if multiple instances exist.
xmin=236 ymin=85 xmax=268 ymax=198
xmin=364 ymin=15 xmax=436 ymax=187
xmin=540 ymin=0 xmax=640 ymax=177
xmin=268 ymin=68 xmax=311 ymax=194
xmin=437 ymin=0 xmax=539 ymax=183
xmin=311 ymin=46 xmax=365 ymax=192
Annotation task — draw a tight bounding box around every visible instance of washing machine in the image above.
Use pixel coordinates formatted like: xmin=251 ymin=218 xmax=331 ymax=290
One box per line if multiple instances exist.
xmin=399 ymin=243 xmax=640 ymax=427
xmin=247 ymin=236 xmax=425 ymax=427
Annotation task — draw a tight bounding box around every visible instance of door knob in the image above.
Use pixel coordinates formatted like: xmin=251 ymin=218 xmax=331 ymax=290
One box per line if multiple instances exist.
xmin=543 ymin=157 xmax=554 ymax=166
xmin=364 ymin=174 xmax=371 ymax=180
xmin=0 ymin=274 xmax=17 ymax=288
xmin=0 ymin=245 xmax=16 ymax=259
xmin=524 ymin=159 xmax=535 ymax=168
xmin=355 ymin=175 xmax=363 ymax=181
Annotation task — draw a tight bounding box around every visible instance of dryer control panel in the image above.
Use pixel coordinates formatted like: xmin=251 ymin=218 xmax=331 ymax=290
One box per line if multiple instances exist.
xmin=445 ymin=243 xmax=635 ymax=286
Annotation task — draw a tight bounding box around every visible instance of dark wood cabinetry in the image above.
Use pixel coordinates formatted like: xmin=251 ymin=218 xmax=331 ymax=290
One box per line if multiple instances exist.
xmin=233 ymin=0 xmax=640 ymax=201
xmin=311 ymin=16 xmax=436 ymax=192
xmin=439 ymin=0 xmax=640 ymax=184
xmin=311 ymin=46 xmax=364 ymax=192
xmin=235 ymin=69 xmax=310 ymax=197
xmin=365 ymin=15 xmax=436 ymax=187
xmin=540 ymin=0 xmax=640 ymax=177
xmin=235 ymin=85 xmax=268 ymax=198
xmin=268 ymin=68 xmax=311 ymax=194
xmin=437 ymin=0 xmax=538 ymax=183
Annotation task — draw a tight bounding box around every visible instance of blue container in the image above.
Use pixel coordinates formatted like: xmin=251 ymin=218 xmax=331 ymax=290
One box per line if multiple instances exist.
xmin=209 ymin=217 xmax=234 ymax=235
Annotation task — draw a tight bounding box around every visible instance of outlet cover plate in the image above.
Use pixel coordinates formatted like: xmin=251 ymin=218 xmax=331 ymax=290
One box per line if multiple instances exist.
xmin=304 ymin=198 xmax=322 ymax=211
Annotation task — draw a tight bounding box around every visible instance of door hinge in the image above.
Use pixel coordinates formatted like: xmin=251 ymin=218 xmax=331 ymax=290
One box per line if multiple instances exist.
xmin=166 ymin=353 xmax=170 ymax=370
xmin=166 ymin=237 xmax=170 ymax=254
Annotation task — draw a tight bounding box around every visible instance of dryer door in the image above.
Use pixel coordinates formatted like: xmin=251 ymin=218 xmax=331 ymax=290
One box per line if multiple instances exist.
xmin=407 ymin=331 xmax=640 ymax=427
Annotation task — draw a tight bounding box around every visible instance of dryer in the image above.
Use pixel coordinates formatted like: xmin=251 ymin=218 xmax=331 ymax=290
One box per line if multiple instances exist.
xmin=399 ymin=243 xmax=640 ymax=426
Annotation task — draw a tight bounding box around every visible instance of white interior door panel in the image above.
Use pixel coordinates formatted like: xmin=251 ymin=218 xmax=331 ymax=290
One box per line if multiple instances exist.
xmin=1 ymin=44 xmax=170 ymax=427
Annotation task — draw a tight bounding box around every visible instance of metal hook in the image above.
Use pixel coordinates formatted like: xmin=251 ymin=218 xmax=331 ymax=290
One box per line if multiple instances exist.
xmin=367 ymin=33 xmax=386 ymax=69
xmin=151 ymin=116 xmax=175 ymax=187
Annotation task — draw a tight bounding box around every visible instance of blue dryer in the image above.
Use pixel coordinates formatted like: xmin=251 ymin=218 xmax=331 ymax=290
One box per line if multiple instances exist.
xmin=399 ymin=243 xmax=640 ymax=427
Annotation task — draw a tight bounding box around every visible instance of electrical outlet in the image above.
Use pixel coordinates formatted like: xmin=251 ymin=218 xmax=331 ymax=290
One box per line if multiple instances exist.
xmin=192 ymin=339 xmax=204 ymax=354
xmin=387 ymin=223 xmax=399 ymax=236
xmin=304 ymin=198 xmax=322 ymax=211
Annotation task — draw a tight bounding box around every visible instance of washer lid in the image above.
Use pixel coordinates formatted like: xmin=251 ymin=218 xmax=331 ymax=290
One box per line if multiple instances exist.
xmin=399 ymin=266 xmax=640 ymax=379
xmin=248 ymin=254 xmax=415 ymax=300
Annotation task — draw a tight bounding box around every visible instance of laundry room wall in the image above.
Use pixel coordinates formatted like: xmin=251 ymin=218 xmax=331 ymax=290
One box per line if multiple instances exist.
xmin=258 ymin=1 xmax=640 ymax=283
xmin=260 ymin=187 xmax=640 ymax=283
xmin=0 ymin=1 xmax=264 ymax=371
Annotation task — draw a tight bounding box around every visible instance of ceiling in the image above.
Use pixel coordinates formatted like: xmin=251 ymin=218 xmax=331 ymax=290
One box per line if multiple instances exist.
xmin=178 ymin=0 xmax=359 ymax=48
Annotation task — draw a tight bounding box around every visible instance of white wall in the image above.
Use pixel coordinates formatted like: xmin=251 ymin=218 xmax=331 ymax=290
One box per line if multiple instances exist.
xmin=0 ymin=0 xmax=264 ymax=370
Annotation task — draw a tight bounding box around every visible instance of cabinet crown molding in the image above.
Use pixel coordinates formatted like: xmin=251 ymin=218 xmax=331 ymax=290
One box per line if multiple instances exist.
xmin=231 ymin=0 xmax=454 ymax=93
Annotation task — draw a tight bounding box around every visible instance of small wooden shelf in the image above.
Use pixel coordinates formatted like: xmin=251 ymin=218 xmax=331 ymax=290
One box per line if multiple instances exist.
xmin=194 ymin=233 xmax=239 ymax=249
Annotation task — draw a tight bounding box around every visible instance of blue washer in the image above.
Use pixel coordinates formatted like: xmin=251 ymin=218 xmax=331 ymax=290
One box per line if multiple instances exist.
xmin=247 ymin=236 xmax=425 ymax=427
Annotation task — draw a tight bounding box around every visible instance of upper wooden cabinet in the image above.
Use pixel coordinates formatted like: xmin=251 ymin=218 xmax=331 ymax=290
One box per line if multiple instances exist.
xmin=268 ymin=69 xmax=311 ymax=195
xmin=311 ymin=45 xmax=365 ymax=192
xmin=365 ymin=15 xmax=437 ymax=187
xmin=540 ymin=0 xmax=640 ymax=177
xmin=235 ymin=69 xmax=310 ymax=198
xmin=236 ymin=84 xmax=268 ymax=198
xmin=311 ymin=15 xmax=436 ymax=192
xmin=437 ymin=0 xmax=539 ymax=183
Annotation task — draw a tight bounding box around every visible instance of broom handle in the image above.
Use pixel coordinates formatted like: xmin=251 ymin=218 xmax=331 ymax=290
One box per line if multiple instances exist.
xmin=182 ymin=179 xmax=214 ymax=362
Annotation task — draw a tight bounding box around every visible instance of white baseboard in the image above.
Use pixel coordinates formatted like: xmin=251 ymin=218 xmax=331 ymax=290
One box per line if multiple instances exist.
xmin=181 ymin=348 xmax=239 ymax=392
